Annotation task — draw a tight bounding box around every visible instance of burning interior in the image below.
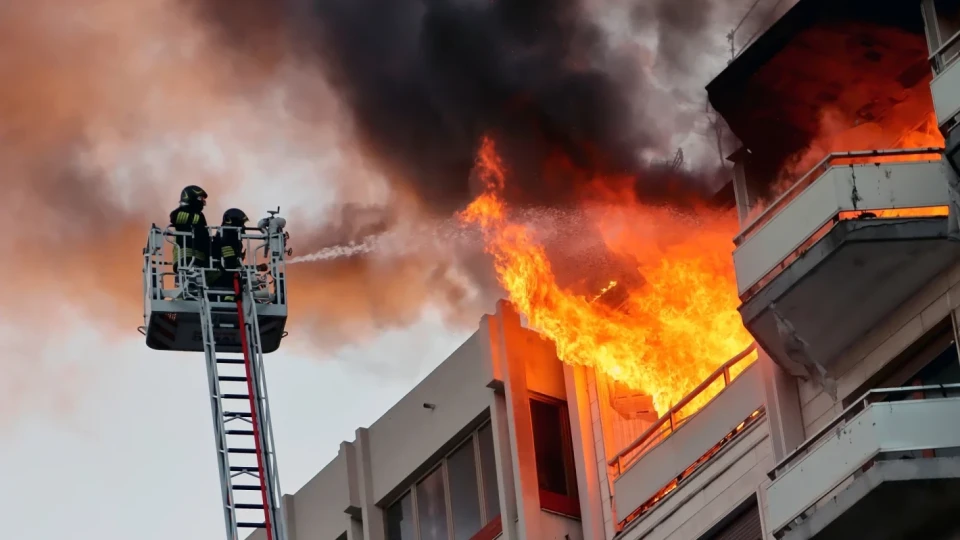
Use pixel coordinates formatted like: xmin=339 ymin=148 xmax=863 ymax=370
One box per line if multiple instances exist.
xmin=708 ymin=0 xmax=945 ymax=220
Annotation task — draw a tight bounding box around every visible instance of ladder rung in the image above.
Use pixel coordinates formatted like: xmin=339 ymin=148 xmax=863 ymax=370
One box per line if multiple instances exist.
xmin=217 ymin=358 xmax=245 ymax=365
xmin=237 ymin=522 xmax=266 ymax=528
xmin=232 ymin=485 xmax=264 ymax=491
xmin=224 ymin=412 xmax=252 ymax=418
xmin=226 ymin=429 xmax=255 ymax=436
xmin=222 ymin=394 xmax=251 ymax=400
xmin=235 ymin=503 xmax=264 ymax=510
xmin=230 ymin=466 xmax=259 ymax=472
xmin=218 ymin=376 xmax=247 ymax=382
xmin=228 ymin=447 xmax=257 ymax=454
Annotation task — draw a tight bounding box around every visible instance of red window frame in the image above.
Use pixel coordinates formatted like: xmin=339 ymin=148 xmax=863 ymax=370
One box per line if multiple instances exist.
xmin=469 ymin=514 xmax=503 ymax=540
xmin=530 ymin=395 xmax=582 ymax=519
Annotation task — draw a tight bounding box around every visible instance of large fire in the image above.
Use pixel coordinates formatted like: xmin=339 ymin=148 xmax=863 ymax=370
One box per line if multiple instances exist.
xmin=460 ymin=137 xmax=755 ymax=416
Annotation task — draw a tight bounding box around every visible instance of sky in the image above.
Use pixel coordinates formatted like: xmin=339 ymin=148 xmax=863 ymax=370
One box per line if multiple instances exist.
xmin=0 ymin=309 xmax=471 ymax=540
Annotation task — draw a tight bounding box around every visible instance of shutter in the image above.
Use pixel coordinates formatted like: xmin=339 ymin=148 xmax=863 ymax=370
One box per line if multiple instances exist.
xmin=709 ymin=501 xmax=762 ymax=540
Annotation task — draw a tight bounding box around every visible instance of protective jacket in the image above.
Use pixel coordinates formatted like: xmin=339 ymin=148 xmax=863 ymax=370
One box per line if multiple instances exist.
xmin=214 ymin=227 xmax=244 ymax=271
xmin=169 ymin=203 xmax=210 ymax=266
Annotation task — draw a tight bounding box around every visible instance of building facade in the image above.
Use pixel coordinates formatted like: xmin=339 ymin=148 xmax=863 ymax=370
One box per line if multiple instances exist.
xmin=250 ymin=0 xmax=960 ymax=538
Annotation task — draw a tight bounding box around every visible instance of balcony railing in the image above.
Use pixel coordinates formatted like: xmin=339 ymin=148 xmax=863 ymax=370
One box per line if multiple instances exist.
xmin=735 ymin=148 xmax=944 ymax=248
xmin=609 ymin=342 xmax=758 ymax=476
xmin=765 ymin=383 xmax=960 ymax=536
xmin=732 ymin=149 xmax=947 ymax=296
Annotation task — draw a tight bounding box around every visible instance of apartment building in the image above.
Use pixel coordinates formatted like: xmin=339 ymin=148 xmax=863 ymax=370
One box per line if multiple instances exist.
xmin=250 ymin=0 xmax=960 ymax=538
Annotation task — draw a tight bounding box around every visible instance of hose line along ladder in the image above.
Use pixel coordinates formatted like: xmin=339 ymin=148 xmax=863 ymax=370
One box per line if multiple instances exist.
xmin=141 ymin=213 xmax=291 ymax=540
xmin=194 ymin=269 xmax=285 ymax=540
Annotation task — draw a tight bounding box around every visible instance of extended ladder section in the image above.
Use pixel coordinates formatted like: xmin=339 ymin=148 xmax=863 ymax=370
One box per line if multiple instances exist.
xmin=190 ymin=268 xmax=287 ymax=540
xmin=141 ymin=212 xmax=291 ymax=540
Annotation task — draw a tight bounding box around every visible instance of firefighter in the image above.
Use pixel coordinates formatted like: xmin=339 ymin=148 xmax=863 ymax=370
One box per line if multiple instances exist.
xmin=169 ymin=185 xmax=211 ymax=273
xmin=212 ymin=208 xmax=249 ymax=301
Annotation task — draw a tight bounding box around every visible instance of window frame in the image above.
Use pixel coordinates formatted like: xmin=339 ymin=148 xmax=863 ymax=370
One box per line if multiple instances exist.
xmin=384 ymin=420 xmax=503 ymax=540
xmin=842 ymin=313 xmax=960 ymax=464
xmin=843 ymin=314 xmax=960 ymax=408
xmin=922 ymin=0 xmax=960 ymax=71
xmin=528 ymin=393 xmax=582 ymax=518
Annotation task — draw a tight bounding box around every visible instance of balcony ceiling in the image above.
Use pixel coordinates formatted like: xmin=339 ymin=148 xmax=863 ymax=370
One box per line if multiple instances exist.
xmin=740 ymin=218 xmax=960 ymax=378
xmin=707 ymin=0 xmax=930 ymax=173
xmin=783 ymin=460 xmax=960 ymax=540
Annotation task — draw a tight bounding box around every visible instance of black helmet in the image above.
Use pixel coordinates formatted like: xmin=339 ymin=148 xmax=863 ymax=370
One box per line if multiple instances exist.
xmin=180 ymin=185 xmax=208 ymax=207
xmin=222 ymin=208 xmax=249 ymax=226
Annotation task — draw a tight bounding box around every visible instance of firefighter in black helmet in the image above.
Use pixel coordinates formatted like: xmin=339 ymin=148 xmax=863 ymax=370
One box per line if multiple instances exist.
xmin=169 ymin=185 xmax=211 ymax=272
xmin=212 ymin=208 xmax=249 ymax=301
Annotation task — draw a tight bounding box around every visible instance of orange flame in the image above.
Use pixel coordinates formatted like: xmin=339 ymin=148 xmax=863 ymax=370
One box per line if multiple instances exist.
xmin=461 ymin=136 xmax=755 ymax=415
xmin=752 ymin=108 xmax=946 ymax=222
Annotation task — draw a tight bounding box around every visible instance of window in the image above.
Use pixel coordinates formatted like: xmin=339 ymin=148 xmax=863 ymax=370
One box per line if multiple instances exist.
xmin=926 ymin=0 xmax=960 ymax=69
xmin=386 ymin=492 xmax=415 ymax=540
xmin=384 ymin=422 xmax=502 ymax=540
xmin=477 ymin=423 xmax=500 ymax=521
xmin=936 ymin=0 xmax=960 ymax=42
xmin=447 ymin=442 xmax=481 ymax=540
xmin=530 ymin=397 xmax=580 ymax=517
xmin=417 ymin=468 xmax=448 ymax=540
xmin=887 ymin=341 xmax=960 ymax=401
xmin=844 ymin=318 xmax=959 ymax=407
xmin=847 ymin=316 xmax=960 ymax=461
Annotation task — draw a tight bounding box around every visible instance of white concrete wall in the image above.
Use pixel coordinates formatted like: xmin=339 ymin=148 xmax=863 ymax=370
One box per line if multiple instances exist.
xmin=495 ymin=301 xmax=582 ymax=540
xmin=797 ymin=261 xmax=960 ymax=436
xmin=245 ymin=301 xmax=599 ymax=540
xmin=618 ymin=421 xmax=773 ymax=540
xmin=565 ymin=364 xmax=607 ymax=540
xmin=286 ymin=443 xmax=360 ymax=540
xmin=585 ymin=368 xmax=618 ymax=539
xmin=366 ymin=328 xmax=497 ymax=503
xmin=524 ymin=333 xmax=567 ymax=400
xmin=541 ymin=511 xmax=585 ymax=540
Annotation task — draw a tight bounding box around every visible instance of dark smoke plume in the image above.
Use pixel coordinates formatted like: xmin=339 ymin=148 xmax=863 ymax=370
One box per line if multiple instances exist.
xmin=310 ymin=0 xmax=655 ymax=209
xmin=191 ymin=0 xmax=787 ymax=340
xmin=198 ymin=0 xmax=785 ymax=211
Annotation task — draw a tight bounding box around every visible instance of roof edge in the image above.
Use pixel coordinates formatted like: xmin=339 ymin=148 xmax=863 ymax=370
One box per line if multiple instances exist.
xmin=706 ymin=0 xmax=832 ymax=102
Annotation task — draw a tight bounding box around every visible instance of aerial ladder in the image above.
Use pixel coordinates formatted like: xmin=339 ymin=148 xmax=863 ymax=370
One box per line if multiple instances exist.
xmin=140 ymin=210 xmax=292 ymax=540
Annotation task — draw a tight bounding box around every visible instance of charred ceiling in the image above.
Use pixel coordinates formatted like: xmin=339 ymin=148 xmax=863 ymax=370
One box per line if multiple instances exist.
xmin=707 ymin=0 xmax=932 ymax=188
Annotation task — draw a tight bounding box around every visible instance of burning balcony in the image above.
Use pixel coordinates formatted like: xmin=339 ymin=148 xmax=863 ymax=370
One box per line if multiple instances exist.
xmin=604 ymin=344 xmax=764 ymax=534
xmin=706 ymin=0 xmax=960 ymax=382
xmin=733 ymin=152 xmax=959 ymax=380
xmin=764 ymin=384 xmax=960 ymax=540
